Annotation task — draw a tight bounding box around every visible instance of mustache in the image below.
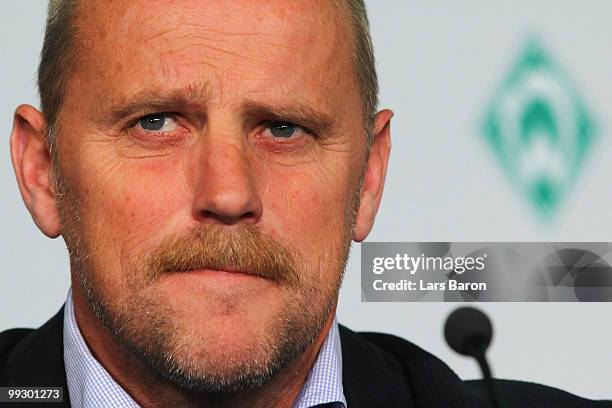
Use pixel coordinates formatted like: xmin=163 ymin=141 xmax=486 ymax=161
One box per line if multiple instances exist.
xmin=144 ymin=224 xmax=301 ymax=286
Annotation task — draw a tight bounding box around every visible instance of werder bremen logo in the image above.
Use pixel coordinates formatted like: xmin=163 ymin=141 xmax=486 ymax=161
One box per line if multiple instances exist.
xmin=481 ymin=38 xmax=598 ymax=218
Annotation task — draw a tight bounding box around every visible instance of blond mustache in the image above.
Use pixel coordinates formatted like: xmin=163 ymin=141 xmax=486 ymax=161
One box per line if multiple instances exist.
xmin=144 ymin=224 xmax=301 ymax=287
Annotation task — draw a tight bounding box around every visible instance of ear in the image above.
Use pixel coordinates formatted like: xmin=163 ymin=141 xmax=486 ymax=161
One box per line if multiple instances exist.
xmin=10 ymin=104 xmax=61 ymax=238
xmin=353 ymin=109 xmax=393 ymax=242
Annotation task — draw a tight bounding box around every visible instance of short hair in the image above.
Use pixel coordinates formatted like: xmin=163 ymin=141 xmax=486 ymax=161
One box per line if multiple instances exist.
xmin=340 ymin=0 xmax=379 ymax=135
xmin=38 ymin=0 xmax=79 ymax=152
xmin=38 ymin=0 xmax=379 ymax=146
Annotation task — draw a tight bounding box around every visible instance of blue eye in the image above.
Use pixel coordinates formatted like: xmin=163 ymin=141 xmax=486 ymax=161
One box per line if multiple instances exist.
xmin=139 ymin=114 xmax=165 ymax=131
xmin=269 ymin=122 xmax=297 ymax=138
xmin=137 ymin=113 xmax=179 ymax=132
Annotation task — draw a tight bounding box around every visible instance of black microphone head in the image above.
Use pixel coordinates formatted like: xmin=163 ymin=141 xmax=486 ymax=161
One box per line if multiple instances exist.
xmin=444 ymin=307 xmax=493 ymax=357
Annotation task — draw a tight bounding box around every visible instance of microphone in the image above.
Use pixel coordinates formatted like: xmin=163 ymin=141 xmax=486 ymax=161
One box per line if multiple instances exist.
xmin=444 ymin=307 xmax=508 ymax=408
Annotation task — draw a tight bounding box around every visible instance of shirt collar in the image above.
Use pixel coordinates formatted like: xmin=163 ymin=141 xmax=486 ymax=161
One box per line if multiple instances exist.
xmin=292 ymin=316 xmax=347 ymax=408
xmin=63 ymin=288 xmax=346 ymax=407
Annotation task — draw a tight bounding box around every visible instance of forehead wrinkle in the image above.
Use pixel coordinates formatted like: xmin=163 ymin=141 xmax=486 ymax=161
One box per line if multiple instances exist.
xmin=147 ymin=21 xmax=288 ymax=42
xmin=122 ymin=1 xmax=346 ymax=62
xmin=131 ymin=3 xmax=296 ymax=49
xmin=71 ymin=0 xmax=359 ymax=125
xmin=80 ymin=0 xmax=351 ymax=80
xmin=154 ymin=26 xmax=314 ymax=71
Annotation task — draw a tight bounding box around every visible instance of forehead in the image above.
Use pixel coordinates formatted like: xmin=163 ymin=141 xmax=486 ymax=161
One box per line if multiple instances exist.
xmin=68 ymin=0 xmax=359 ymax=116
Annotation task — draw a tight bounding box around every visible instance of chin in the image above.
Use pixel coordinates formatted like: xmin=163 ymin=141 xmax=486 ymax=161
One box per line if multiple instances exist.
xmin=120 ymin=294 xmax=319 ymax=394
xmin=153 ymin=272 xmax=287 ymax=322
xmin=82 ymin=264 xmax=336 ymax=393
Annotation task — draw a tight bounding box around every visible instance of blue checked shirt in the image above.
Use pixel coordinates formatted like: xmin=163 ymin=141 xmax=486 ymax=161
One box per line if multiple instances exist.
xmin=63 ymin=289 xmax=346 ymax=407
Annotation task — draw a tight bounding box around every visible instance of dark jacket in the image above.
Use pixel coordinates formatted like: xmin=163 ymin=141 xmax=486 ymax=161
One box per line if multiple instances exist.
xmin=1 ymin=307 xmax=610 ymax=407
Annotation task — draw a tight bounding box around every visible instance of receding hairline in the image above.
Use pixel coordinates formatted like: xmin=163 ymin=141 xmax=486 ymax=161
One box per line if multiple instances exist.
xmin=39 ymin=0 xmax=378 ymax=145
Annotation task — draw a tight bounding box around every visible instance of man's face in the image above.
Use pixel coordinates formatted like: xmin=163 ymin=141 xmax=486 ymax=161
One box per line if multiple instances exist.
xmin=53 ymin=0 xmax=369 ymax=391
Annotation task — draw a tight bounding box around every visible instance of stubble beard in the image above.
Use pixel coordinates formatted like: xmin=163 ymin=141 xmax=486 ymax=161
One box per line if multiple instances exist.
xmin=55 ymin=169 xmax=357 ymax=395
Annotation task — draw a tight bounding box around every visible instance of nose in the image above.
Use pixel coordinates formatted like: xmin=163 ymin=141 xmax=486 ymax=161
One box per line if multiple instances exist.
xmin=191 ymin=135 xmax=263 ymax=225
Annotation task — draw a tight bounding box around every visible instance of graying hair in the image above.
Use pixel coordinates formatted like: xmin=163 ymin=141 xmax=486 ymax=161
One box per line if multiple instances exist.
xmin=339 ymin=0 xmax=379 ymax=137
xmin=38 ymin=0 xmax=379 ymax=148
xmin=38 ymin=0 xmax=79 ymax=156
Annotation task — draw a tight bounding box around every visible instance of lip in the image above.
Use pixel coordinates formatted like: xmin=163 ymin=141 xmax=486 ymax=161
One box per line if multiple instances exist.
xmin=187 ymin=265 xmax=245 ymax=274
xmin=179 ymin=267 xmax=262 ymax=280
xmin=159 ymin=267 xmax=275 ymax=303
xmin=164 ymin=268 xmax=271 ymax=293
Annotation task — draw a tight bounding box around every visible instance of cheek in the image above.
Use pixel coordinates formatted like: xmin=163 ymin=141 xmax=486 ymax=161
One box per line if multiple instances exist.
xmin=70 ymin=152 xmax=189 ymax=270
xmin=262 ymin=162 xmax=354 ymax=278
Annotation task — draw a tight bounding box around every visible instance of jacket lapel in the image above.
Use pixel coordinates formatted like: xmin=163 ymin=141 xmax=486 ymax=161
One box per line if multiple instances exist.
xmin=339 ymin=325 xmax=417 ymax=407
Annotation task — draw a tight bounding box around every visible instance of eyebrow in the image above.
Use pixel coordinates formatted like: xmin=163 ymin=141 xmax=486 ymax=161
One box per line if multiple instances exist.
xmin=241 ymin=100 xmax=334 ymax=136
xmin=98 ymin=82 xmax=212 ymax=128
xmin=96 ymin=82 xmax=335 ymax=135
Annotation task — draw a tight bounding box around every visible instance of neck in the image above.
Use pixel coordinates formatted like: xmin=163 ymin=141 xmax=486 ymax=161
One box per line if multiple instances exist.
xmin=71 ymin=284 xmax=336 ymax=408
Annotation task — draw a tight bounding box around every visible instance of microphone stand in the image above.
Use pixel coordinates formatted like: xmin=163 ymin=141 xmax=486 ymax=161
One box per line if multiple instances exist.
xmin=468 ymin=337 xmax=508 ymax=408
xmin=444 ymin=307 xmax=510 ymax=408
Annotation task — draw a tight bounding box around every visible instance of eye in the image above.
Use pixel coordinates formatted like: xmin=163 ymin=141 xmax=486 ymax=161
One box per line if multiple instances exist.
xmin=137 ymin=113 xmax=179 ymax=132
xmin=264 ymin=121 xmax=308 ymax=139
